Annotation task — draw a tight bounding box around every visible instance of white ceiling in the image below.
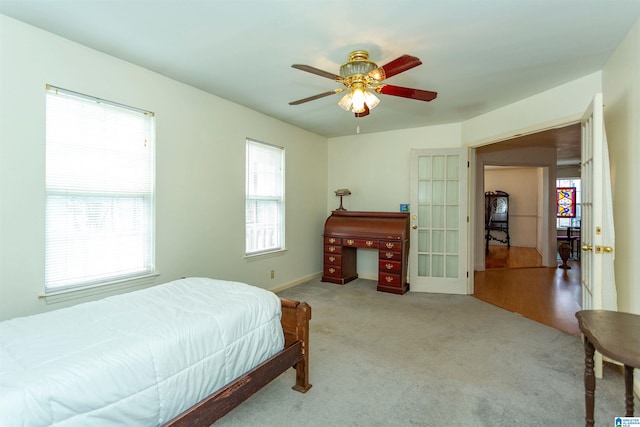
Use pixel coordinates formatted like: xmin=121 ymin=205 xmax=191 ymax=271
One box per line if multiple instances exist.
xmin=1 ymin=1 xmax=639 ymax=139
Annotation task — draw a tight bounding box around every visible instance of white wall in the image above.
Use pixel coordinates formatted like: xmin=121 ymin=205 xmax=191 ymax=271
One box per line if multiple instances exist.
xmin=0 ymin=16 xmax=328 ymax=320
xmin=484 ymin=167 xmax=540 ymax=248
xmin=603 ymin=17 xmax=640 ymax=316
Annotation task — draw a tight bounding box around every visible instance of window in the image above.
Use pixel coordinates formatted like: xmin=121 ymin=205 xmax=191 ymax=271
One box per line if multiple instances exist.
xmin=246 ymin=139 xmax=284 ymax=255
xmin=45 ymin=85 xmax=155 ymax=292
xmin=556 ymin=178 xmax=581 ymax=228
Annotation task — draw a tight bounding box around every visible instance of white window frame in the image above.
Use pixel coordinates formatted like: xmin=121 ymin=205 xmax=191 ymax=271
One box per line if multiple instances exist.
xmin=45 ymin=85 xmax=156 ymax=294
xmin=245 ymin=139 xmax=285 ymax=256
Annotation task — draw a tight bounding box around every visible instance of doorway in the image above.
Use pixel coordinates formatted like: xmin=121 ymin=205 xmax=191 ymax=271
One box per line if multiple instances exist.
xmin=471 ymin=123 xmax=582 ymax=334
xmin=483 ymin=166 xmax=545 ymax=269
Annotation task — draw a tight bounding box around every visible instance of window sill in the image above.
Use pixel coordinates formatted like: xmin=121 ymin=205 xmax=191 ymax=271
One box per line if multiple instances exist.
xmin=39 ymin=273 xmax=160 ymax=304
xmin=245 ymin=249 xmax=287 ymax=262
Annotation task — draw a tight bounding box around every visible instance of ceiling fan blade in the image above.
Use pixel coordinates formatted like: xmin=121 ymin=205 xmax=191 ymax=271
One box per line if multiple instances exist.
xmin=289 ymin=89 xmax=343 ymax=105
xmin=291 ymin=64 xmax=342 ymax=81
xmin=368 ymin=55 xmax=422 ymax=81
xmin=354 ymin=104 xmax=370 ymax=118
xmin=376 ymin=84 xmax=437 ymax=102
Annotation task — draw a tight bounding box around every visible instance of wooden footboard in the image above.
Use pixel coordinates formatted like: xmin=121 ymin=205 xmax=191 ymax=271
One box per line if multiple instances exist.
xmin=165 ymin=298 xmax=311 ymax=426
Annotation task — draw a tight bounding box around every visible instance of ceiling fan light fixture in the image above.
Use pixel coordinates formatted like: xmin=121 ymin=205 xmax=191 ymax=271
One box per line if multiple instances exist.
xmin=351 ymin=87 xmax=367 ymax=113
xmin=338 ymin=91 xmax=354 ymax=111
xmin=363 ymin=90 xmax=380 ymax=110
xmin=339 ymin=50 xmax=378 ymax=78
xmin=290 ymin=50 xmax=436 ymax=125
xmin=338 ymin=87 xmax=379 ymax=114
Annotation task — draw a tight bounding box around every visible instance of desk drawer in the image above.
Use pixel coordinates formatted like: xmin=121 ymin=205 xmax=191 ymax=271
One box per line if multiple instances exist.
xmin=343 ymin=238 xmax=378 ymax=249
xmin=324 ymin=254 xmax=341 ymax=266
xmin=324 ymin=236 xmax=342 ymax=245
xmin=379 ymin=250 xmax=402 ymax=261
xmin=379 ymin=272 xmax=402 ymax=287
xmin=324 ymin=245 xmax=342 ymax=254
xmin=324 ymin=265 xmax=342 ymax=278
xmin=380 ymin=240 xmax=402 ymax=251
xmin=379 ymin=260 xmax=401 ymax=273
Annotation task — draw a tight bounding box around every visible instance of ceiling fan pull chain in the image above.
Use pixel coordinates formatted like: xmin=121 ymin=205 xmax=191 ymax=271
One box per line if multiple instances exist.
xmin=356 ymin=116 xmax=360 ymax=134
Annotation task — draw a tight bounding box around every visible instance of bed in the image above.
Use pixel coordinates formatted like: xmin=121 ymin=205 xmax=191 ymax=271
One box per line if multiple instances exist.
xmin=0 ymin=277 xmax=311 ymax=426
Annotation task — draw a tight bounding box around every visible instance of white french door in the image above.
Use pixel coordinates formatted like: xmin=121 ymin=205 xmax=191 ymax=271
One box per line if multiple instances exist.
xmin=409 ymin=148 xmax=468 ymax=294
xmin=580 ymin=93 xmax=618 ymax=377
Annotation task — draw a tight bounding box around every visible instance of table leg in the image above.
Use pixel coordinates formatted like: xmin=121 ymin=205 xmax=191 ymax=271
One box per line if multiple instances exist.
xmin=584 ymin=337 xmax=596 ymax=427
xmin=625 ymin=365 xmax=635 ymax=417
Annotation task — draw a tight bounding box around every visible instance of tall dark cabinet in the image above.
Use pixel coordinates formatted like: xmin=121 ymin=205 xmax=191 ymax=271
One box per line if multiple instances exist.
xmin=485 ymin=191 xmax=510 ymax=252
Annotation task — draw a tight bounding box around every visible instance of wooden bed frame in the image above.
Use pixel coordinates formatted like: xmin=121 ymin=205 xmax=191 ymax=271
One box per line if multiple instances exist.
xmin=165 ymin=298 xmax=311 ymax=426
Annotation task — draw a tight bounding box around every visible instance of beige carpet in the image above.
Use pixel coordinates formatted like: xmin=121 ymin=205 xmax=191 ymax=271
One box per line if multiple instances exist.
xmin=215 ymin=277 xmax=635 ymax=426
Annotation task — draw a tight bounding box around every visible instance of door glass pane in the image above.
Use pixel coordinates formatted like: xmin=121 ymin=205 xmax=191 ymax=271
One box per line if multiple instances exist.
xmin=446 ymin=255 xmax=459 ymax=278
xmin=446 ymin=205 xmax=459 ymax=228
xmin=418 ymin=156 xmax=431 ymax=180
xmin=432 ymin=230 xmax=444 ymax=252
xmin=432 ymin=255 xmax=444 ymax=277
xmin=418 ymin=230 xmax=430 ymax=252
xmin=418 ymin=181 xmax=430 ymax=204
xmin=446 ymin=155 xmax=459 ymax=179
xmin=418 ymin=205 xmax=430 ymax=228
xmin=418 ymin=254 xmax=430 ymax=276
xmin=432 ymin=205 xmax=444 ymax=228
xmin=433 ymin=181 xmax=444 ymax=204
xmin=446 ymin=180 xmax=459 ymax=204
xmin=446 ymin=230 xmax=458 ymax=253
xmin=433 ymin=156 xmax=445 ymax=179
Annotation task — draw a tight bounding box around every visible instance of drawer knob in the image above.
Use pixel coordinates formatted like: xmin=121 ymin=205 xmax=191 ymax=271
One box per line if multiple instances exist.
xmin=329 ymin=238 xmax=336 ymax=244
xmin=347 ymin=239 xmax=354 ymax=245
xmin=329 ymin=268 xmax=335 ymax=274
xmin=366 ymin=240 xmax=374 ymax=247
xmin=385 ymin=252 xmax=394 ymax=259
xmin=385 ymin=263 xmax=394 ymax=270
xmin=329 ymin=256 xmax=335 ymax=262
xmin=385 ymin=276 xmax=393 ymax=283
xmin=329 ymin=246 xmax=335 ymax=252
xmin=386 ymin=243 xmax=394 ymax=249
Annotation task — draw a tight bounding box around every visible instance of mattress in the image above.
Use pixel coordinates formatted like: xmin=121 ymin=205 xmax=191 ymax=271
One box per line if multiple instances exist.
xmin=0 ymin=277 xmax=284 ymax=426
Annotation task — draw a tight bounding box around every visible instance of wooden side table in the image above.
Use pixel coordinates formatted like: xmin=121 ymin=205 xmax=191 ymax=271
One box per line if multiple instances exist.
xmin=575 ymin=310 xmax=640 ymax=426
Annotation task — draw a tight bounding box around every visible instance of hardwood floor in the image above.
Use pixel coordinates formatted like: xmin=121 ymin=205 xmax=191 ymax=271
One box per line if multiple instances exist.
xmin=474 ymin=246 xmax=582 ymax=336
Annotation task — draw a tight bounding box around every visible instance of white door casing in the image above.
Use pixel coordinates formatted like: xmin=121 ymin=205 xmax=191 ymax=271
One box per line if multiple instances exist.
xmin=409 ymin=148 xmax=468 ymax=294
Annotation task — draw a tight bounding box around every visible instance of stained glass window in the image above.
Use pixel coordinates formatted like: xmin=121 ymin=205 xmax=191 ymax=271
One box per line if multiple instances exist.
xmin=557 ymin=187 xmax=577 ymax=218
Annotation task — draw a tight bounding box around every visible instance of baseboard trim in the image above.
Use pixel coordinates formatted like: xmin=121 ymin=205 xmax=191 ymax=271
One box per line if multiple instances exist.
xmin=269 ymin=272 xmax=322 ymax=294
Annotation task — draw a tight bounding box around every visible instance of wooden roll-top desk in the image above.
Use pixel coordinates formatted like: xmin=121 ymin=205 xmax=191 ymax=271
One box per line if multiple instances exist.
xmin=322 ymin=211 xmax=410 ymax=295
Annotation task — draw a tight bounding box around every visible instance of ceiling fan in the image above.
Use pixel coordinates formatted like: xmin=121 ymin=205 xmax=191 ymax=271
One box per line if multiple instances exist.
xmin=289 ymin=50 xmax=437 ymax=118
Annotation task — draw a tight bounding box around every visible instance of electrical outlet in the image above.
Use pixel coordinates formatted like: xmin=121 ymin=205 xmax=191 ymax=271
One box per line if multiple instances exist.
xmin=270 ymin=270 xmax=275 ymax=279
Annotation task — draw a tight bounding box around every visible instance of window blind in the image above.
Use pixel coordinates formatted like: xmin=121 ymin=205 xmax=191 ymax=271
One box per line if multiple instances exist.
xmin=45 ymin=86 xmax=155 ymax=291
xmin=246 ymin=139 xmax=284 ymax=255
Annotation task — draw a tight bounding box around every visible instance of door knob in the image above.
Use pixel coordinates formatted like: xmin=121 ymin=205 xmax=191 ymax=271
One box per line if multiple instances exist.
xmin=603 ymin=246 xmax=614 ymax=253
xmin=412 ymin=224 xmax=417 ymax=229
xmin=582 ymin=244 xmax=592 ymax=251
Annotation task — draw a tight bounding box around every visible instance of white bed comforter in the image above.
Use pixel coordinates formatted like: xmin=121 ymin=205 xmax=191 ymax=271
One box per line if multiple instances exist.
xmin=0 ymin=277 xmax=284 ymax=426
